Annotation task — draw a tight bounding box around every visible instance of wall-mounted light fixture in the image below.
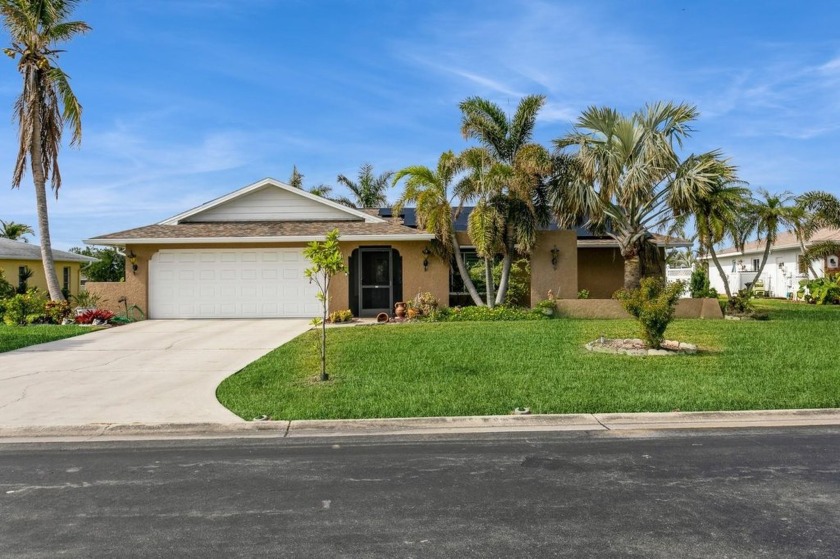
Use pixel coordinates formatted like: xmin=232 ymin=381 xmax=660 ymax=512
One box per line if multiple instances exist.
xmin=422 ymin=246 xmax=431 ymax=272
xmin=550 ymin=246 xmax=560 ymax=270
xmin=126 ymin=249 xmax=138 ymax=275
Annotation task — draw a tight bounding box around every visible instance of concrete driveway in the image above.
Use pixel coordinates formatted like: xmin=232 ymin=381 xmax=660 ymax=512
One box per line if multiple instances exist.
xmin=0 ymin=319 xmax=311 ymax=426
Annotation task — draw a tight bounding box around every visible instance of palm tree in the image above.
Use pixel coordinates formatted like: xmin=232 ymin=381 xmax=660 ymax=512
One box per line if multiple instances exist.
xmin=392 ymin=150 xmax=485 ymax=306
xmin=459 ymin=95 xmax=554 ymax=305
xmin=796 ymin=191 xmax=840 ymax=276
xmin=288 ymin=165 xmax=304 ymax=188
xmin=286 ymin=165 xmax=354 ymax=206
xmin=457 ymin=146 xmax=505 ymax=306
xmin=336 ymin=163 xmax=393 ymax=208
xmin=745 ymin=189 xmax=798 ymax=293
xmin=680 ymin=174 xmax=750 ymax=298
xmin=0 ymin=219 xmax=35 ymax=242
xmin=1 ymin=0 xmax=89 ymax=301
xmin=554 ymin=102 xmax=736 ymax=290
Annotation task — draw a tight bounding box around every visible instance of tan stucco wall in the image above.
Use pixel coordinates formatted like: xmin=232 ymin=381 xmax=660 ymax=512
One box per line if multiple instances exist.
xmin=0 ymin=259 xmax=84 ymax=298
xmin=330 ymin=240 xmax=447 ymax=313
xmin=555 ymin=298 xmax=723 ymax=319
xmin=530 ymin=230 xmax=578 ymax=303
xmin=105 ymin=233 xmax=639 ymax=317
xmin=577 ymin=247 xmax=624 ymax=299
xmin=114 ymin=241 xmax=446 ymax=319
xmin=83 ymin=282 xmax=139 ymax=315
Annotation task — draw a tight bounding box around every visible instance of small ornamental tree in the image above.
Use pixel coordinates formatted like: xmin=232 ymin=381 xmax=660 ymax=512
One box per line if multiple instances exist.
xmin=689 ymin=267 xmax=711 ymax=298
xmin=615 ymin=277 xmax=684 ymax=349
xmin=303 ymin=229 xmax=347 ymax=381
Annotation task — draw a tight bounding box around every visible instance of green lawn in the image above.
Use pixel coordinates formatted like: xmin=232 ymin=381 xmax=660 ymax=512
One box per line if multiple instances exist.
xmin=217 ymin=300 xmax=840 ymax=420
xmin=0 ymin=324 xmax=94 ymax=353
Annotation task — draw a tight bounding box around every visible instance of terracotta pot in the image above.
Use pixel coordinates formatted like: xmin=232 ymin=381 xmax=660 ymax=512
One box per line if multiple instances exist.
xmin=394 ymin=302 xmax=406 ymax=318
xmin=376 ymin=312 xmax=389 ymax=323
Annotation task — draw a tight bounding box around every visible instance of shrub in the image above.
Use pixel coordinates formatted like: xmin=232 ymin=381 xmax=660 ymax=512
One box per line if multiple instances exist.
xmin=16 ymin=266 xmax=33 ymax=294
xmin=577 ymin=289 xmax=590 ymax=300
xmin=3 ymin=290 xmax=47 ymax=326
xmin=408 ymin=292 xmax=439 ymax=316
xmin=797 ymin=274 xmax=840 ymax=305
xmin=535 ymin=299 xmax=556 ymax=317
xmin=328 ymin=309 xmax=354 ymax=323
xmin=71 ymin=290 xmax=103 ymax=309
xmin=689 ymin=268 xmax=710 ymax=298
xmin=0 ymin=268 xmax=15 ymax=299
xmin=75 ymin=309 xmax=115 ymax=325
xmin=44 ymin=300 xmax=73 ymax=324
xmin=726 ymin=289 xmax=755 ymax=316
xmin=421 ymin=305 xmax=548 ymax=322
xmin=615 ymin=278 xmax=684 ymax=349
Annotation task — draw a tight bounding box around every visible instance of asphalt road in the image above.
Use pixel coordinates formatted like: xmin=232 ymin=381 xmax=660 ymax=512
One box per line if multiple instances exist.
xmin=1 ymin=428 xmax=838 ymax=558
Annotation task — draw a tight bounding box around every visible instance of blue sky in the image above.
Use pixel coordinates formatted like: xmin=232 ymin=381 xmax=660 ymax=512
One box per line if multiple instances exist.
xmin=1 ymin=0 xmax=839 ymax=249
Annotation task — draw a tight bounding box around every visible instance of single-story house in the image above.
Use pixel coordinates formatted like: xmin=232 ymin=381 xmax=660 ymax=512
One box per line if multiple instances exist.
xmin=0 ymin=238 xmax=95 ymax=298
xmin=85 ymin=178 xmax=687 ymax=319
xmin=702 ymin=227 xmax=840 ymax=298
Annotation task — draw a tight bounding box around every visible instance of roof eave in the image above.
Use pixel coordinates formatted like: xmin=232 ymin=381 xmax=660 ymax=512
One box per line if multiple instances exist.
xmin=85 ymin=234 xmax=436 ymax=246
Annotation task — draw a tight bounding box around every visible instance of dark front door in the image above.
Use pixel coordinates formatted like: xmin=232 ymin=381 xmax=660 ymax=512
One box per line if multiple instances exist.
xmin=359 ymin=248 xmax=392 ymax=316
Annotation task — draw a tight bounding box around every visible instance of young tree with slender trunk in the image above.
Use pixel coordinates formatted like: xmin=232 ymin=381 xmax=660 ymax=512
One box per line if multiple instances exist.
xmin=1 ymin=0 xmax=89 ymax=301
xmin=304 ymin=229 xmax=347 ymax=382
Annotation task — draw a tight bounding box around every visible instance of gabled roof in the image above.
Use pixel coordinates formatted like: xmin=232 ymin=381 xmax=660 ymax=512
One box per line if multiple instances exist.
xmin=0 ymin=238 xmax=96 ymax=263
xmin=86 ymin=178 xmax=429 ymax=246
xmin=712 ymin=227 xmax=840 ymax=257
xmin=160 ymin=177 xmax=385 ymax=225
xmin=85 ymin=220 xmax=434 ymax=245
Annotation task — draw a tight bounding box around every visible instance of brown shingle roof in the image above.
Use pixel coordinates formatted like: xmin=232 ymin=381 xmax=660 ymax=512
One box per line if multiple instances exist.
xmin=88 ymin=220 xmax=431 ymax=242
xmin=716 ymin=227 xmax=840 ymax=256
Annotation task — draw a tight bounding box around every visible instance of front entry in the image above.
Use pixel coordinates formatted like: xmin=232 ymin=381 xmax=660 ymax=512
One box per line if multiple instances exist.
xmin=349 ymin=247 xmax=403 ymax=317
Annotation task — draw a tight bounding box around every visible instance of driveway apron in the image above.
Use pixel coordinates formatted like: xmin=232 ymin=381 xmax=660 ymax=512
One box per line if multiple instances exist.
xmin=0 ymin=319 xmax=311 ymax=426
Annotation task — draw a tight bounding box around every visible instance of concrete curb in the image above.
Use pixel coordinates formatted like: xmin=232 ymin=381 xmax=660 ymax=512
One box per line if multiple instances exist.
xmin=1 ymin=408 xmax=839 ymax=442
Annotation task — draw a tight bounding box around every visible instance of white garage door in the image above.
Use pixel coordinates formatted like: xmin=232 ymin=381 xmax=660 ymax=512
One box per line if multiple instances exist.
xmin=149 ymin=249 xmax=322 ymax=318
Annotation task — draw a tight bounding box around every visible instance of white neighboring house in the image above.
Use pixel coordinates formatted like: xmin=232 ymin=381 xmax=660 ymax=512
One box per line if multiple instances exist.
xmin=701 ymin=227 xmax=840 ymax=298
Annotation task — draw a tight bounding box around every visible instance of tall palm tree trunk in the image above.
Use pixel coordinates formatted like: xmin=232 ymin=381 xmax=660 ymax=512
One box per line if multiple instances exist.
xmin=748 ymin=240 xmax=773 ymax=295
xmin=798 ymin=238 xmax=818 ymax=279
xmin=623 ymin=254 xmax=642 ymax=290
xmin=484 ymin=257 xmax=495 ymax=308
xmin=621 ymin=240 xmax=643 ymax=290
xmin=494 ymin=252 xmax=512 ymax=306
xmin=29 ymin=75 xmax=64 ymax=302
xmin=451 ymin=234 xmax=484 ymax=306
xmin=708 ymin=244 xmax=732 ymax=298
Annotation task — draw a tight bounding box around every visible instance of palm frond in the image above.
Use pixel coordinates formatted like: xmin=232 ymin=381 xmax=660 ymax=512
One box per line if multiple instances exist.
xmin=508 ymin=94 xmax=545 ymax=158
xmin=801 ymin=240 xmax=840 ymax=263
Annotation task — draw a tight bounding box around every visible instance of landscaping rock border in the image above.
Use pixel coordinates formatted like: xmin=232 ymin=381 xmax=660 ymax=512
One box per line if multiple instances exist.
xmin=585 ymin=338 xmax=697 ymax=356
